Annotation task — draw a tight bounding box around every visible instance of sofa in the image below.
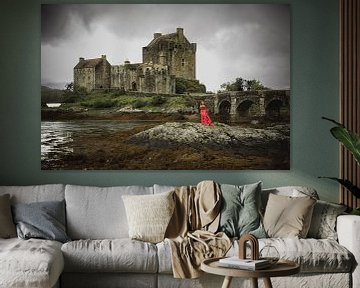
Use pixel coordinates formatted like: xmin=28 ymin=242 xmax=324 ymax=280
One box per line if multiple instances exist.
xmin=0 ymin=183 xmax=359 ymax=288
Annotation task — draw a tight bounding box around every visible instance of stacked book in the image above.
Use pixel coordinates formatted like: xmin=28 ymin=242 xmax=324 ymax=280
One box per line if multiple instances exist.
xmin=218 ymin=257 xmax=271 ymax=270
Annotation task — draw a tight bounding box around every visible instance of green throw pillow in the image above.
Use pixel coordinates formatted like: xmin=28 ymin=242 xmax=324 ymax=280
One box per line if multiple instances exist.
xmin=218 ymin=182 xmax=266 ymax=238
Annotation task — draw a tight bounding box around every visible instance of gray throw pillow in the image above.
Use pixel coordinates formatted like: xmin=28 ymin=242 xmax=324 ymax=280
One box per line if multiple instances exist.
xmin=12 ymin=200 xmax=70 ymax=243
xmin=307 ymin=200 xmax=347 ymax=240
xmin=218 ymin=182 xmax=266 ymax=238
xmin=0 ymin=194 xmax=17 ymax=238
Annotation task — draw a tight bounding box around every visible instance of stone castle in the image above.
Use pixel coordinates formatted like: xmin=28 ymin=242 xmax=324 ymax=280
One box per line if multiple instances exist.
xmin=74 ymin=28 xmax=197 ymax=94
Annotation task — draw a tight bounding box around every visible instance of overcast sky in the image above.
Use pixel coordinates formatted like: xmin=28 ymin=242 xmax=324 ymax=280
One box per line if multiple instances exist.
xmin=41 ymin=4 xmax=290 ymax=92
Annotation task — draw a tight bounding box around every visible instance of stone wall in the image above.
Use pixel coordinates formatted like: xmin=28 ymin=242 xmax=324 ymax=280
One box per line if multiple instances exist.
xmin=74 ymin=67 xmax=95 ymax=92
xmin=95 ymin=59 xmax=111 ymax=89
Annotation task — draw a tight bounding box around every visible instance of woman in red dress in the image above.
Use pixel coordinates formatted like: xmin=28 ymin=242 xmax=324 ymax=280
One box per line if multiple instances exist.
xmin=199 ymin=100 xmax=214 ymax=126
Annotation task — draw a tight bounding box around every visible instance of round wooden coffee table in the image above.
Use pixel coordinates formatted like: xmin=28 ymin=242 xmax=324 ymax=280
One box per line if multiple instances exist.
xmin=201 ymin=257 xmax=300 ymax=288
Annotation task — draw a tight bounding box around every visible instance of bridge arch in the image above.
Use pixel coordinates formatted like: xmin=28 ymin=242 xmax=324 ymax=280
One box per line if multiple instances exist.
xmin=235 ymin=99 xmax=257 ymax=120
xmin=265 ymin=99 xmax=287 ymax=119
xmin=218 ymin=99 xmax=231 ymax=123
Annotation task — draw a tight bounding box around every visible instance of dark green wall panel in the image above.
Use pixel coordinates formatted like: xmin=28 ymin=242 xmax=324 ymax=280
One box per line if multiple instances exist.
xmin=0 ymin=0 xmax=340 ymax=202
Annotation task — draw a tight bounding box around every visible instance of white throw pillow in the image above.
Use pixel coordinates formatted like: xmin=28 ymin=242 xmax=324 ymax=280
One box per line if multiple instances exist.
xmin=122 ymin=191 xmax=175 ymax=243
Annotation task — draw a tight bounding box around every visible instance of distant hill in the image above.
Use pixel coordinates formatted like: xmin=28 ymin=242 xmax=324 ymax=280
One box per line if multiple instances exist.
xmin=41 ymin=86 xmax=65 ymax=103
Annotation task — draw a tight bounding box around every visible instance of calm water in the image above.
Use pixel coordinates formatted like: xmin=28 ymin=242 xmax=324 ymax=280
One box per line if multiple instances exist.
xmin=41 ymin=120 xmax=158 ymax=163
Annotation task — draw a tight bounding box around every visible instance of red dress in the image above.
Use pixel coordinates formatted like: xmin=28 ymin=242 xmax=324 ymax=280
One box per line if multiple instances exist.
xmin=200 ymin=104 xmax=214 ymax=126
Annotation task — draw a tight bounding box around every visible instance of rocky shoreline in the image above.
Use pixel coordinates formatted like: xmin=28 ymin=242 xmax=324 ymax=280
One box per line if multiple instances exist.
xmin=129 ymin=122 xmax=290 ymax=149
xmin=41 ymin=109 xmax=290 ymax=170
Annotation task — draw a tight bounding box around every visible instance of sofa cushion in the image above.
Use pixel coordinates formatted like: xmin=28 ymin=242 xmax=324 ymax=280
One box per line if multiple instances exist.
xmin=218 ymin=182 xmax=266 ymax=238
xmin=263 ymin=193 xmax=316 ymax=238
xmin=0 ymin=194 xmax=16 ymax=238
xmin=0 ymin=238 xmax=64 ymax=288
xmin=261 ymin=186 xmax=319 ymax=212
xmin=65 ymin=185 xmax=153 ymax=239
xmin=12 ymin=200 xmax=70 ymax=243
xmin=157 ymin=237 xmax=353 ymax=274
xmin=260 ymin=238 xmax=353 ymax=273
xmin=122 ymin=191 xmax=175 ymax=243
xmin=307 ymin=200 xmax=347 ymax=240
xmin=61 ymin=239 xmax=158 ymax=273
xmin=0 ymin=184 xmax=65 ymax=204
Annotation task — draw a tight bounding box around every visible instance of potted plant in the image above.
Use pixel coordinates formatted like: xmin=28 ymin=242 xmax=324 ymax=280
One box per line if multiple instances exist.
xmin=320 ymin=117 xmax=360 ymax=215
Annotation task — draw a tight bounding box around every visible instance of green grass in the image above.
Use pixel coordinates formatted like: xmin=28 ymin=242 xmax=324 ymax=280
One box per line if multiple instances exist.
xmin=61 ymin=92 xmax=199 ymax=112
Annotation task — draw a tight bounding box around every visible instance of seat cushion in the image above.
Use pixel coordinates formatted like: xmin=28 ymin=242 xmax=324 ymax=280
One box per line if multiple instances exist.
xmin=62 ymin=239 xmax=158 ymax=273
xmin=227 ymin=238 xmax=354 ymax=273
xmin=0 ymin=238 xmax=64 ymax=288
xmin=158 ymin=237 xmax=354 ymax=274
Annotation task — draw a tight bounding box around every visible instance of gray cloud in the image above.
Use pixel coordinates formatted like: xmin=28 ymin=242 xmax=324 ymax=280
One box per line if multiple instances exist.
xmin=41 ymin=4 xmax=290 ymax=91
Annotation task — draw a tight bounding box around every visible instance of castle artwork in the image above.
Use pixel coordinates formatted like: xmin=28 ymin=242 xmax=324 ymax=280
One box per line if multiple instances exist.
xmin=74 ymin=28 xmax=197 ymax=94
xmin=41 ymin=4 xmax=290 ymax=170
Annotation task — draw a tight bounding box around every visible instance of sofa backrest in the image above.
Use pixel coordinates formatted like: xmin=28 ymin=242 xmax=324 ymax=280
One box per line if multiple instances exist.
xmin=0 ymin=184 xmax=65 ymax=204
xmin=65 ymin=184 xmax=154 ymax=240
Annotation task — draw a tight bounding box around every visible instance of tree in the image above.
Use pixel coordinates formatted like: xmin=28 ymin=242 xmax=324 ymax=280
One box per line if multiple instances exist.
xmin=245 ymin=79 xmax=269 ymax=91
xmin=62 ymin=82 xmax=88 ymax=103
xmin=220 ymin=77 xmax=268 ymax=92
xmin=220 ymin=77 xmax=246 ymax=91
xmin=175 ymin=78 xmax=206 ymax=94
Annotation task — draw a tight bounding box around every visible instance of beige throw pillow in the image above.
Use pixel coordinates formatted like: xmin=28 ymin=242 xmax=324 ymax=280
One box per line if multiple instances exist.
xmin=122 ymin=191 xmax=175 ymax=243
xmin=0 ymin=194 xmax=17 ymax=238
xmin=263 ymin=193 xmax=316 ymax=238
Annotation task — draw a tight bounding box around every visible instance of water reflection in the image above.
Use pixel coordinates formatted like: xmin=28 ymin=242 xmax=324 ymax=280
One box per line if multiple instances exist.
xmin=41 ymin=120 xmax=154 ymax=166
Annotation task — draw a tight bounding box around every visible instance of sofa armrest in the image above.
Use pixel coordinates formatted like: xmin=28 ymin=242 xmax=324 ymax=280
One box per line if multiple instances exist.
xmin=337 ymin=215 xmax=360 ymax=288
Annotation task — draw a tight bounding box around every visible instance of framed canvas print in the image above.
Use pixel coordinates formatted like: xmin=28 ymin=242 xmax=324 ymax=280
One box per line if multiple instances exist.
xmin=41 ymin=4 xmax=290 ymax=170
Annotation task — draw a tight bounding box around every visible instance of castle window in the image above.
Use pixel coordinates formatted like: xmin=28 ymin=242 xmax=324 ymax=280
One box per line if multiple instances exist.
xmin=181 ymin=59 xmax=185 ymax=66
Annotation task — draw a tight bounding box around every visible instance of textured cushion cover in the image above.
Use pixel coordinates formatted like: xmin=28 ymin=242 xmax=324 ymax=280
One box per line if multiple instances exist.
xmin=12 ymin=200 xmax=70 ymax=243
xmin=218 ymin=182 xmax=266 ymax=238
xmin=0 ymin=194 xmax=16 ymax=238
xmin=0 ymin=238 xmax=64 ymax=288
xmin=65 ymin=184 xmax=153 ymax=239
xmin=308 ymin=200 xmax=347 ymax=240
xmin=122 ymin=191 xmax=175 ymax=243
xmin=62 ymin=239 xmax=158 ymax=273
xmin=0 ymin=184 xmax=65 ymax=204
xmin=263 ymin=193 xmax=316 ymax=238
xmin=261 ymin=186 xmax=319 ymax=212
xmin=158 ymin=237 xmax=353 ymax=274
xmin=256 ymin=238 xmax=353 ymax=273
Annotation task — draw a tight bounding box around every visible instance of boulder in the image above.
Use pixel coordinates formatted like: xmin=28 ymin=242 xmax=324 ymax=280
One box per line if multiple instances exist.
xmin=129 ymin=122 xmax=289 ymax=149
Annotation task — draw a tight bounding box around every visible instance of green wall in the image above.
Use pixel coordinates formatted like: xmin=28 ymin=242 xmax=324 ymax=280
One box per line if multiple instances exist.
xmin=0 ymin=0 xmax=340 ymax=202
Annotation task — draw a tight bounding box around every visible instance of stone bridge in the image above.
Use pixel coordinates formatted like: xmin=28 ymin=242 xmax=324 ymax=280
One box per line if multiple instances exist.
xmin=202 ymin=90 xmax=290 ymax=122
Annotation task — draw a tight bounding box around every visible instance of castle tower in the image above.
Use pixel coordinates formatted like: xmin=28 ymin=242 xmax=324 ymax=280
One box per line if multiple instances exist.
xmin=142 ymin=27 xmax=196 ymax=80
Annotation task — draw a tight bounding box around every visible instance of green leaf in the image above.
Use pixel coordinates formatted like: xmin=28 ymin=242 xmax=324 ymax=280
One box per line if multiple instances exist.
xmin=319 ymin=177 xmax=360 ymax=198
xmin=330 ymin=127 xmax=360 ymax=165
xmin=322 ymin=117 xmax=360 ymax=165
